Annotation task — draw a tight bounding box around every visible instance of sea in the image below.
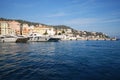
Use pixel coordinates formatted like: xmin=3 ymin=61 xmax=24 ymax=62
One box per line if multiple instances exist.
xmin=0 ymin=40 xmax=120 ymax=80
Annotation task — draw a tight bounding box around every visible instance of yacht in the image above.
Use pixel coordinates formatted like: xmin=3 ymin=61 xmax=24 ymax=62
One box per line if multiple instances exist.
xmin=28 ymin=36 xmax=50 ymax=42
xmin=28 ymin=33 xmax=60 ymax=42
xmin=0 ymin=35 xmax=18 ymax=43
xmin=16 ymin=35 xmax=29 ymax=43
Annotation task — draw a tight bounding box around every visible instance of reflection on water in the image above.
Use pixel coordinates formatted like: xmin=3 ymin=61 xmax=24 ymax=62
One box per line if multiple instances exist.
xmin=0 ymin=41 xmax=120 ymax=80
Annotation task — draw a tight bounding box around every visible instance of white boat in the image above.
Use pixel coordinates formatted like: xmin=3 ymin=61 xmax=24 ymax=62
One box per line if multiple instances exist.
xmin=0 ymin=35 xmax=18 ymax=43
xmin=28 ymin=36 xmax=50 ymax=42
xmin=28 ymin=33 xmax=60 ymax=42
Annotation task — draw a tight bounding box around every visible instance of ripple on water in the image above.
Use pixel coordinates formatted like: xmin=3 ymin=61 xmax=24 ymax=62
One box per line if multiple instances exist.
xmin=0 ymin=41 xmax=120 ymax=80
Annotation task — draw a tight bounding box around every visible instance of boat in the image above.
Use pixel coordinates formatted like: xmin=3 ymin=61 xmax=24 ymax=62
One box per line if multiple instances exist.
xmin=48 ymin=37 xmax=61 ymax=42
xmin=28 ymin=33 xmax=60 ymax=42
xmin=0 ymin=35 xmax=18 ymax=43
xmin=28 ymin=36 xmax=50 ymax=42
xmin=28 ymin=33 xmax=49 ymax=42
xmin=16 ymin=35 xmax=29 ymax=43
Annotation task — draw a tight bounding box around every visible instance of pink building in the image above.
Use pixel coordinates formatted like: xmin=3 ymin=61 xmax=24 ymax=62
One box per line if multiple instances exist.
xmin=22 ymin=24 xmax=30 ymax=36
xmin=8 ymin=21 xmax=21 ymax=35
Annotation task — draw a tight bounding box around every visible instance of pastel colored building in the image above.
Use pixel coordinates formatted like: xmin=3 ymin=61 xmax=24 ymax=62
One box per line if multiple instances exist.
xmin=0 ymin=21 xmax=9 ymax=35
xmin=21 ymin=24 xmax=30 ymax=36
xmin=8 ymin=21 xmax=20 ymax=35
xmin=0 ymin=20 xmax=58 ymax=36
xmin=30 ymin=25 xmax=56 ymax=36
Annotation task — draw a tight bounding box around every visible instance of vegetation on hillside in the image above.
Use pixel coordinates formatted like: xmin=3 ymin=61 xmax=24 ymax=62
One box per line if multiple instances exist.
xmin=0 ymin=17 xmax=110 ymax=38
xmin=0 ymin=18 xmax=40 ymax=26
xmin=50 ymin=25 xmax=73 ymax=29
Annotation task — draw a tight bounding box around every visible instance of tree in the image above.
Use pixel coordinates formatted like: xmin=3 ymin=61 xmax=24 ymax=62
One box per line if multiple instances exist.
xmin=43 ymin=30 xmax=48 ymax=35
xmin=58 ymin=32 xmax=61 ymax=35
xmin=62 ymin=30 xmax=65 ymax=34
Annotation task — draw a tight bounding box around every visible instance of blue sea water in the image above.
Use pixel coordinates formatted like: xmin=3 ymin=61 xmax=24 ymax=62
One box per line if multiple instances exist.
xmin=0 ymin=41 xmax=120 ymax=80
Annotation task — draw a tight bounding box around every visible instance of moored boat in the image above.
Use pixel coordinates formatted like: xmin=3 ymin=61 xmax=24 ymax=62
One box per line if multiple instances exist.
xmin=16 ymin=35 xmax=29 ymax=43
xmin=48 ymin=37 xmax=61 ymax=42
xmin=0 ymin=35 xmax=17 ymax=43
xmin=28 ymin=36 xmax=50 ymax=42
xmin=28 ymin=33 xmax=60 ymax=42
xmin=28 ymin=33 xmax=50 ymax=42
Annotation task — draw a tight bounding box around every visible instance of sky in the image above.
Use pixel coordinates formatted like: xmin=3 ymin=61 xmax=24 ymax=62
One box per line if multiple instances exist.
xmin=0 ymin=0 xmax=120 ymax=37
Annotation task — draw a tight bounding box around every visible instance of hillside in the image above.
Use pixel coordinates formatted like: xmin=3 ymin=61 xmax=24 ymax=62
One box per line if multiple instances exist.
xmin=0 ymin=17 xmax=110 ymax=38
xmin=0 ymin=18 xmax=73 ymax=29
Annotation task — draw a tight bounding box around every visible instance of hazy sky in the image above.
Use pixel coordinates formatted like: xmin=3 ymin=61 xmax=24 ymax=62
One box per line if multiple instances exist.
xmin=0 ymin=0 xmax=120 ymax=37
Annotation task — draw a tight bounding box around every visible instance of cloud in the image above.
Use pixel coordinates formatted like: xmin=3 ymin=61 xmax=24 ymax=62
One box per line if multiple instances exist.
xmin=102 ymin=18 xmax=120 ymax=23
xmin=64 ymin=18 xmax=98 ymax=25
xmin=69 ymin=0 xmax=96 ymax=9
xmin=13 ymin=2 xmax=34 ymax=8
xmin=63 ymin=17 xmax=120 ymax=26
xmin=45 ymin=12 xmax=68 ymax=18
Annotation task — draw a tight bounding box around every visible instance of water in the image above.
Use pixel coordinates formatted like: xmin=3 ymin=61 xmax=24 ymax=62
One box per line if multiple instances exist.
xmin=0 ymin=41 xmax=120 ymax=80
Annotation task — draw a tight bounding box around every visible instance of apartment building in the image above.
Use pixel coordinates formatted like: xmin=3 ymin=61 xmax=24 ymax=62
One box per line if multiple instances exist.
xmin=0 ymin=21 xmax=9 ymax=35
xmin=8 ymin=21 xmax=20 ymax=35
xmin=30 ymin=25 xmax=55 ymax=36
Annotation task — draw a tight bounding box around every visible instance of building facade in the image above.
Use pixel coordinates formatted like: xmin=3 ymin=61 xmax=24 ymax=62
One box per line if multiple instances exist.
xmin=8 ymin=21 xmax=21 ymax=35
xmin=0 ymin=21 xmax=9 ymax=35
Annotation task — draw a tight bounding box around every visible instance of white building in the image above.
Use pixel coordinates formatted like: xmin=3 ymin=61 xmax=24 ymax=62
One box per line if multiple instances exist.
xmin=47 ymin=28 xmax=55 ymax=36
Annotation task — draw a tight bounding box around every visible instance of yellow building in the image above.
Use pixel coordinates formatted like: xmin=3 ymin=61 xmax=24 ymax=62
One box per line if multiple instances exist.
xmin=0 ymin=21 xmax=56 ymax=36
xmin=0 ymin=21 xmax=9 ymax=35
xmin=31 ymin=25 xmax=55 ymax=36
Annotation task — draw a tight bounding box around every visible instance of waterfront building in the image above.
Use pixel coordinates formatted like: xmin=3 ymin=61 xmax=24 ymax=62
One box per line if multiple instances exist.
xmin=22 ymin=24 xmax=30 ymax=36
xmin=47 ymin=27 xmax=55 ymax=36
xmin=66 ymin=29 xmax=72 ymax=34
xmin=8 ymin=21 xmax=20 ymax=35
xmin=29 ymin=25 xmax=34 ymax=34
xmin=0 ymin=21 xmax=9 ymax=35
xmin=32 ymin=26 xmax=55 ymax=36
xmin=55 ymin=28 xmax=72 ymax=35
